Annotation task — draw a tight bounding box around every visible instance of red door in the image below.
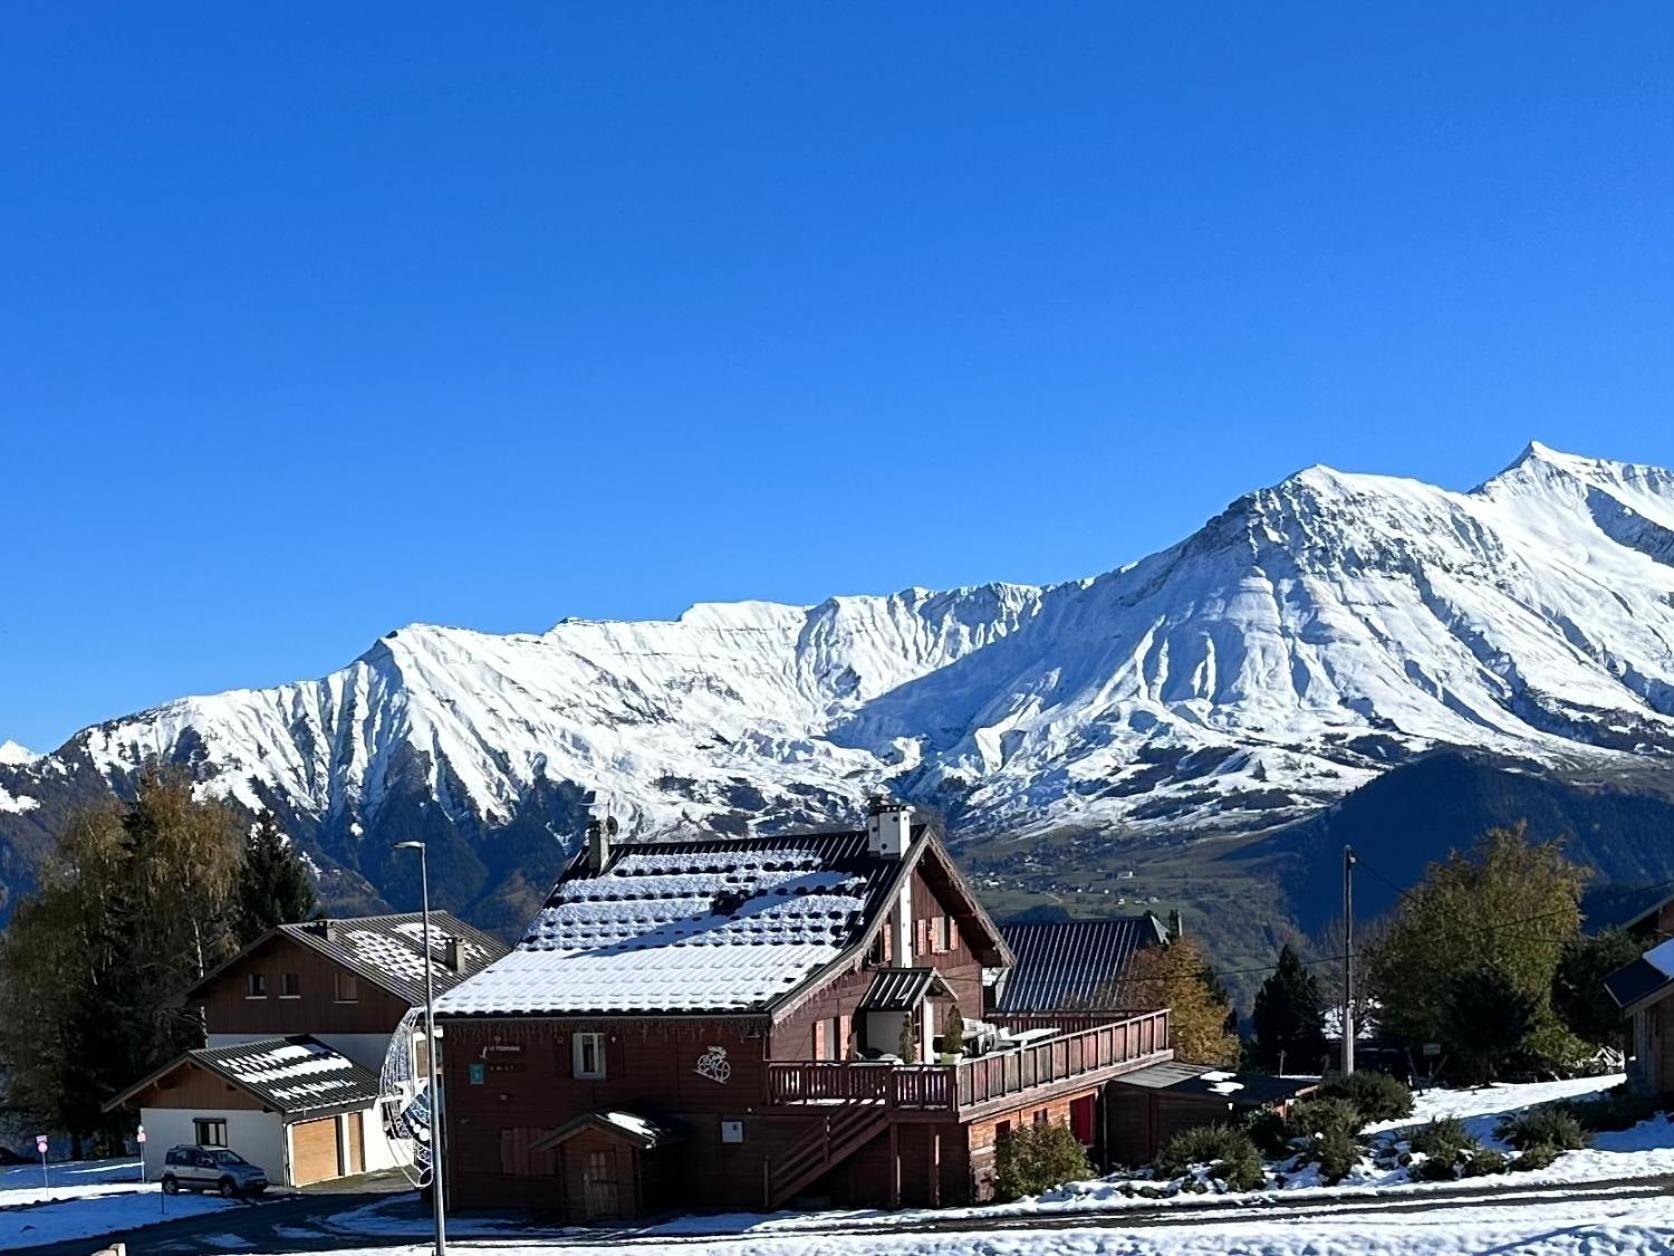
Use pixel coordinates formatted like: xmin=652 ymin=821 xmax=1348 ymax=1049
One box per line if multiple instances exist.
xmin=1069 ymin=1094 xmax=1096 ymax=1146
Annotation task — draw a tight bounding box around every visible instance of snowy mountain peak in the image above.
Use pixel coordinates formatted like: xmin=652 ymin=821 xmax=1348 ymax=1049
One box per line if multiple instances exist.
xmin=0 ymin=741 xmax=38 ymax=767
xmin=8 ymin=443 xmax=1674 ymax=894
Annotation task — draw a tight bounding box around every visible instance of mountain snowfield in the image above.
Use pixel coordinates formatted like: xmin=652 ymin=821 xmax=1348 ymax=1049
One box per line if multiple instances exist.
xmin=5 ymin=442 xmax=1674 ymax=908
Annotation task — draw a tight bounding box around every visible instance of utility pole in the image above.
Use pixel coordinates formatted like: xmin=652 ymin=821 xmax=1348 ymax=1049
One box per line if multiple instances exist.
xmin=396 ymin=841 xmax=446 ymax=1256
xmin=1342 ymin=845 xmax=1357 ymax=1077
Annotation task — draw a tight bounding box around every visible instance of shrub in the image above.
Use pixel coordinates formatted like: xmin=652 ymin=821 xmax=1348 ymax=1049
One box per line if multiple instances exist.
xmin=1496 ymin=1107 xmax=1587 ymax=1152
xmin=994 ymin=1123 xmax=1092 ymax=1202
xmin=1510 ymin=1144 xmax=1561 ymax=1172
xmin=1407 ymin=1117 xmax=1471 ymax=1159
xmin=1555 ymin=1085 xmax=1666 ymax=1133
xmin=1286 ymin=1096 xmax=1364 ymax=1142
xmin=1413 ymin=1155 xmax=1462 ymax=1181
xmin=1317 ymin=1072 xmax=1414 ymax=1123
xmin=1306 ymin=1127 xmax=1361 ymax=1184
xmin=1463 ymin=1148 xmax=1507 ymax=1177
xmin=1155 ymin=1124 xmax=1264 ymax=1192
xmin=1242 ymin=1108 xmax=1292 ymax=1158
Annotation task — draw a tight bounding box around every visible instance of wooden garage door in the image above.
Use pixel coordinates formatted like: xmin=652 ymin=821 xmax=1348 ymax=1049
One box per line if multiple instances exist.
xmin=292 ymin=1117 xmax=341 ymax=1186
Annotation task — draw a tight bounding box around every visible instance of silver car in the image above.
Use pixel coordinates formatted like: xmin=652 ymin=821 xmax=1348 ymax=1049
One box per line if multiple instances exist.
xmin=161 ymin=1145 xmax=269 ymax=1197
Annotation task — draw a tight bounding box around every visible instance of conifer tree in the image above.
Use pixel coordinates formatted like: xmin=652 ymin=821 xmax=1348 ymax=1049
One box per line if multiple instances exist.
xmin=235 ymin=814 xmax=317 ymax=943
xmin=0 ymin=768 xmax=242 ymax=1151
xmin=1250 ymin=943 xmax=1328 ymax=1073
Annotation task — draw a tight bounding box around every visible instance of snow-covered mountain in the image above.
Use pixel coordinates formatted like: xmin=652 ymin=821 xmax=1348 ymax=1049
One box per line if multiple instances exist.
xmin=4 ymin=442 xmax=1674 ymax=921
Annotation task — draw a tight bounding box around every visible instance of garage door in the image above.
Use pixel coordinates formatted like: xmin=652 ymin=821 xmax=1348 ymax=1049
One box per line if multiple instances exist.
xmin=292 ymin=1117 xmax=341 ymax=1186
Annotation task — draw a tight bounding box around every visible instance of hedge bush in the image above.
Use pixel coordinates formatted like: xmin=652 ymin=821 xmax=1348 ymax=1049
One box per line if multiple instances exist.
xmin=1286 ymin=1096 xmax=1364 ymax=1142
xmin=1463 ymin=1148 xmax=1507 ymax=1177
xmin=1316 ymin=1072 xmax=1414 ymax=1123
xmin=1496 ymin=1108 xmax=1587 ymax=1152
xmin=1242 ymin=1108 xmax=1292 ymax=1158
xmin=994 ymin=1123 xmax=1092 ymax=1202
xmin=1407 ymin=1117 xmax=1471 ymax=1159
xmin=1155 ymin=1124 xmax=1264 ymax=1192
xmin=1510 ymin=1144 xmax=1561 ymax=1172
xmin=1305 ymin=1127 xmax=1361 ymax=1184
xmin=1555 ymin=1085 xmax=1667 ymax=1134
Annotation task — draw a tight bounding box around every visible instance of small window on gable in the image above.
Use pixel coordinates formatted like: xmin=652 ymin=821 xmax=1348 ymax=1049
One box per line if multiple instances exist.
xmin=933 ymin=916 xmax=950 ymax=954
xmin=246 ymin=973 xmax=267 ymax=998
xmin=280 ymin=972 xmax=300 ymax=998
xmin=334 ymin=971 xmax=359 ymax=1002
xmin=573 ymin=1031 xmax=607 ymax=1079
xmin=194 ymin=1118 xmax=228 ymax=1147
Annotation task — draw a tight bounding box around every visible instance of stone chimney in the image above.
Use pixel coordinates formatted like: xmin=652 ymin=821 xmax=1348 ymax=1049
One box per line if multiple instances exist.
xmin=442 ymin=936 xmax=463 ymax=972
xmin=866 ymin=796 xmax=914 ymax=860
xmin=586 ymin=817 xmax=611 ymax=871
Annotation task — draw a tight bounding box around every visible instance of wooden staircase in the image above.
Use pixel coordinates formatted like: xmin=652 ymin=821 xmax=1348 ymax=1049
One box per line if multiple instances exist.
xmin=766 ymin=1099 xmax=890 ymax=1208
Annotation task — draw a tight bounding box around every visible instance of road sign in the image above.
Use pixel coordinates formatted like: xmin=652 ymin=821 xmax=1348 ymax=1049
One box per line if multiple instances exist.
xmin=137 ymin=1127 xmax=147 ymax=1144
xmin=35 ymin=1135 xmax=47 ymax=1154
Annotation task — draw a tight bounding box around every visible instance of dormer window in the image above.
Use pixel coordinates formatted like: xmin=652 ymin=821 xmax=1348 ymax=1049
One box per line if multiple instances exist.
xmin=245 ymin=973 xmax=267 ymax=999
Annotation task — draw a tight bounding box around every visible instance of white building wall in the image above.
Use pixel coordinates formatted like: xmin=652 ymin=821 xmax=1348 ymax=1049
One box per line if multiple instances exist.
xmin=356 ymin=1104 xmax=413 ymax=1173
xmin=140 ymin=1108 xmax=290 ymax=1185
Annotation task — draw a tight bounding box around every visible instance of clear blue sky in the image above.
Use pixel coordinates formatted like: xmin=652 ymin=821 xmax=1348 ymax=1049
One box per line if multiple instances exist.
xmin=4 ymin=3 xmax=1672 ymax=751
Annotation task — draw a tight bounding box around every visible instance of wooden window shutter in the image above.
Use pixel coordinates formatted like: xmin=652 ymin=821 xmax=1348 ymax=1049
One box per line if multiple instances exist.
xmin=606 ymin=1032 xmax=626 ymax=1079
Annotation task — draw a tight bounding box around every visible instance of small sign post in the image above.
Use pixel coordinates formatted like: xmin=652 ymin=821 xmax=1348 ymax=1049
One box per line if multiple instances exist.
xmin=137 ymin=1125 xmax=147 ymax=1183
xmin=35 ymin=1135 xmax=48 ymax=1190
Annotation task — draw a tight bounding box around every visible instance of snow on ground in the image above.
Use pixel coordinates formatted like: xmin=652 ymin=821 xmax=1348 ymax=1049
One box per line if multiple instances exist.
xmin=0 ymin=1157 xmax=147 ymax=1206
xmin=0 ymin=1187 xmax=234 ymax=1249
xmin=196 ymin=1191 xmax=1674 ymax=1255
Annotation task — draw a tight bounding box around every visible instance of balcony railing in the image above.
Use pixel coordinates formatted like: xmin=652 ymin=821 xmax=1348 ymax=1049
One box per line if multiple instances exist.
xmin=764 ymin=1008 xmax=1170 ymax=1114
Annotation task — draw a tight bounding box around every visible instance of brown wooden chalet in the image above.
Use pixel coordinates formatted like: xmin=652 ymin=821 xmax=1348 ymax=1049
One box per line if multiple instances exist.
xmin=433 ymin=801 xmax=1173 ymax=1219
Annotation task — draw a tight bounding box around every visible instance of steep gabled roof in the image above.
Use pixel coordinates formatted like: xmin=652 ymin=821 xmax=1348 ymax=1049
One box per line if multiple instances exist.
xmin=992 ymin=916 xmax=1168 ymax=1013
xmin=105 ymin=1035 xmax=381 ymax=1122
xmin=183 ymin=912 xmax=507 ymax=1008
xmin=435 ymin=823 xmax=1009 ymax=1019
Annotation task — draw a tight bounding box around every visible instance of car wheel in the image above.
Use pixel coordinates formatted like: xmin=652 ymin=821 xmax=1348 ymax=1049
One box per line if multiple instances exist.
xmin=219 ymin=1177 xmax=237 ymax=1198
xmin=162 ymin=1175 xmax=179 ymax=1195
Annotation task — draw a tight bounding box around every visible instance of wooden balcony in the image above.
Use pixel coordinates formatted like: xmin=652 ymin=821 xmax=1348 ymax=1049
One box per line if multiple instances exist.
xmin=764 ymin=1009 xmax=1171 ymax=1118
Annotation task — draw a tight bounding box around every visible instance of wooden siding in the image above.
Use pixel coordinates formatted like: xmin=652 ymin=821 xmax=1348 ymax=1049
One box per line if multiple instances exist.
xmin=193 ymin=935 xmax=411 ymax=1038
xmin=126 ymin=1061 xmax=267 ymax=1112
xmin=771 ymin=863 xmax=987 ymax=1061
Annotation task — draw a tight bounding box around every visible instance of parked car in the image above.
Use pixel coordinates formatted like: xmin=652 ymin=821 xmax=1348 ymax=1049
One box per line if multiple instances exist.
xmin=161 ymin=1145 xmax=269 ymax=1197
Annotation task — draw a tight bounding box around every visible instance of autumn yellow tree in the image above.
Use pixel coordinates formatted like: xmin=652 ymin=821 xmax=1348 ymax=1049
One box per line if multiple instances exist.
xmin=1126 ymin=935 xmax=1241 ymax=1066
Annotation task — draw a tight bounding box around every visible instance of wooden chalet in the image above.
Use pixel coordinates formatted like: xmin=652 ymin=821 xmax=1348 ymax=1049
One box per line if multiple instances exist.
xmin=106 ymin=912 xmax=506 ymax=1187
xmin=433 ymin=802 xmax=1173 ymax=1219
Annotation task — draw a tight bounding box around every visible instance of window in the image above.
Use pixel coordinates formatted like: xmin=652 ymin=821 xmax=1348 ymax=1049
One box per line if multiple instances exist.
xmin=280 ymin=972 xmax=300 ymax=998
xmin=572 ymin=1031 xmax=606 ymax=1079
xmin=916 ymin=919 xmax=930 ymax=957
xmin=813 ymin=1017 xmax=842 ymax=1061
xmin=194 ymin=1118 xmax=228 ymax=1147
xmin=1033 ymin=1108 xmax=1049 ymax=1126
xmin=996 ymin=1120 xmax=1011 ymax=1143
xmin=932 ymin=916 xmax=950 ymax=954
xmin=245 ymin=973 xmax=267 ymax=998
xmin=334 ymin=971 xmax=359 ymax=1002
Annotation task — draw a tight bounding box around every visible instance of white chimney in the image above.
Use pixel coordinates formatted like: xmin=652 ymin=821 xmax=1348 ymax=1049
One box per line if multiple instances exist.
xmin=586 ymin=817 xmax=611 ymax=870
xmin=867 ymin=798 xmax=913 ymax=860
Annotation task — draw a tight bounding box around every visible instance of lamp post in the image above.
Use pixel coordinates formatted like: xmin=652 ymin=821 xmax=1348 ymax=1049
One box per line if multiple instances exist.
xmin=394 ymin=840 xmax=446 ymax=1256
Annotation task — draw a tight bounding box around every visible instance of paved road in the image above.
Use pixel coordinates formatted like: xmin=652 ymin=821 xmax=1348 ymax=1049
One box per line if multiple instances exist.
xmin=9 ymin=1172 xmax=1673 ymax=1256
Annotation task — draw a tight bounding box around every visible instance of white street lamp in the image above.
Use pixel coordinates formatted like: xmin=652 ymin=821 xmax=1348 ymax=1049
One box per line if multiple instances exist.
xmin=394 ymin=840 xmax=447 ymax=1256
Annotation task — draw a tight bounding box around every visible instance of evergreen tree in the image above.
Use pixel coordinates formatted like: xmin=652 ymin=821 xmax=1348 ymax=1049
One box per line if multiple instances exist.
xmin=235 ymin=814 xmax=317 ymax=943
xmin=1250 ymin=943 xmax=1328 ymax=1073
xmin=1126 ymin=936 xmax=1240 ymax=1066
xmin=1552 ymin=929 xmax=1644 ymax=1049
xmin=1443 ymin=966 xmax=1537 ymax=1085
xmin=0 ymin=768 xmax=243 ymax=1151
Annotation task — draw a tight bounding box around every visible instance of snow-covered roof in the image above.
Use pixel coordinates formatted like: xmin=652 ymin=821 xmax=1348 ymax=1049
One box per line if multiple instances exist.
xmin=436 ymin=830 xmax=906 ymax=1016
xmin=107 ymin=1035 xmax=381 ymax=1120
xmin=273 ymin=913 xmax=508 ymax=1006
